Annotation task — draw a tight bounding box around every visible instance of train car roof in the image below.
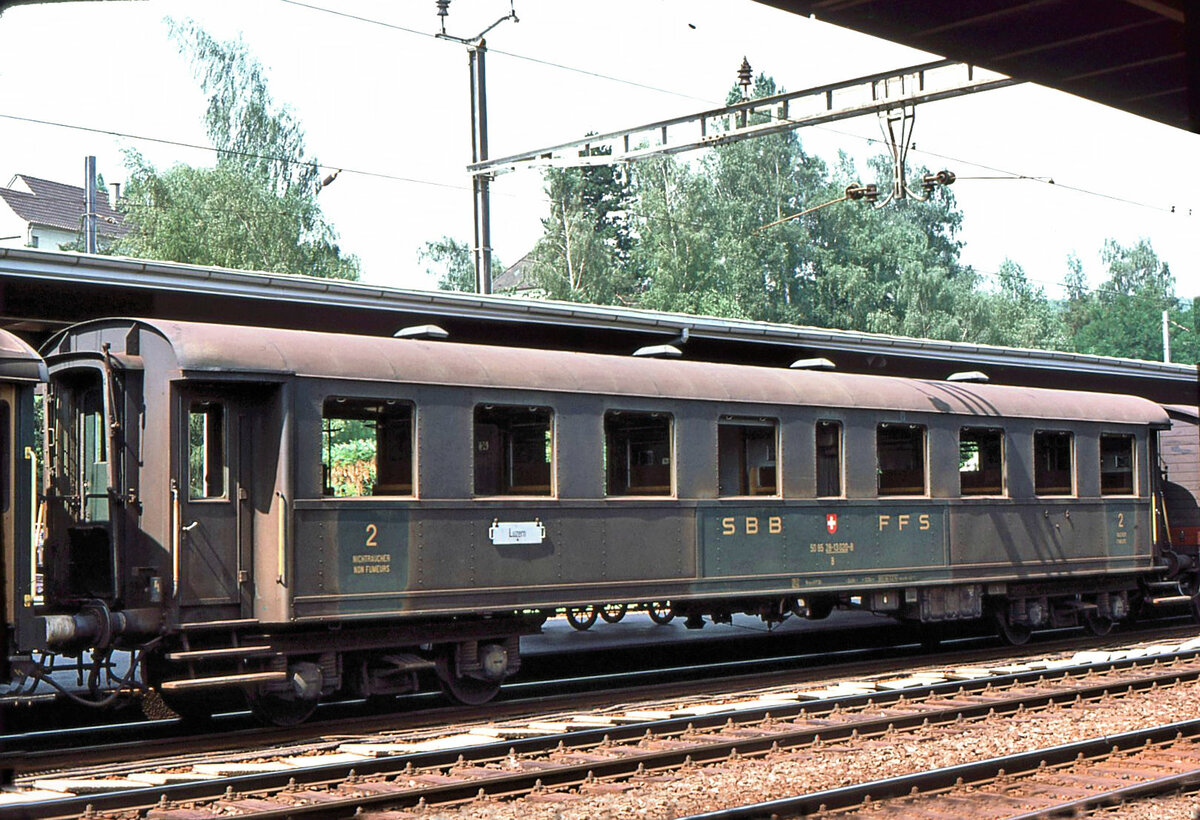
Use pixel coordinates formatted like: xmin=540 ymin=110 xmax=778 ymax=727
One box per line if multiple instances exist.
xmin=0 ymin=327 xmax=45 ymax=383
xmin=45 ymin=318 xmax=1170 ymax=427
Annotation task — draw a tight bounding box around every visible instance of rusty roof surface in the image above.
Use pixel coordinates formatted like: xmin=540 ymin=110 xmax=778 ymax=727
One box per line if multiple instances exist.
xmin=47 ymin=318 xmax=1171 ymax=427
xmin=0 ymin=327 xmax=45 ymax=382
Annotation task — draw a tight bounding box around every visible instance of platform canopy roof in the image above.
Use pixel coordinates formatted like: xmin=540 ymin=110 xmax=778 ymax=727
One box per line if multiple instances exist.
xmin=2 ymin=248 xmax=1196 ymax=406
xmin=757 ymin=0 xmax=1195 ymax=133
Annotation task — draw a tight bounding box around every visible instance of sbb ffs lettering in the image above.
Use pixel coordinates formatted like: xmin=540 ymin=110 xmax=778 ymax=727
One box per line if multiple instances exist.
xmin=721 ymin=516 xmax=783 ymax=536
xmin=877 ymin=513 xmax=931 ymax=531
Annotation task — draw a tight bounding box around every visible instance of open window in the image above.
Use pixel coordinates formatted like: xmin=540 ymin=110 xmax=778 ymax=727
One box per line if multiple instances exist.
xmin=1034 ymin=430 xmax=1074 ymax=496
xmin=959 ymin=427 xmax=1004 ymax=496
xmin=474 ymin=404 xmax=552 ymax=496
xmin=816 ymin=420 xmax=842 ymax=497
xmin=877 ymin=423 xmax=926 ymax=496
xmin=322 ymin=398 xmax=414 ymax=497
xmin=188 ymin=402 xmax=226 ymax=499
xmin=1100 ymin=433 xmax=1135 ymax=495
xmin=718 ymin=418 xmax=777 ymax=496
xmin=605 ymin=411 xmax=672 ymax=496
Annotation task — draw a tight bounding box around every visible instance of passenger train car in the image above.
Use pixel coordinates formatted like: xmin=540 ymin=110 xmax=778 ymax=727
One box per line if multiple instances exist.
xmin=0 ymin=330 xmax=45 ymax=690
xmin=4 ymin=318 xmax=1197 ymax=724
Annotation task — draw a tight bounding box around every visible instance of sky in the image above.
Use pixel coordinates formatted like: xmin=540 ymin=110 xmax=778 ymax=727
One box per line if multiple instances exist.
xmin=0 ymin=0 xmax=1196 ymax=300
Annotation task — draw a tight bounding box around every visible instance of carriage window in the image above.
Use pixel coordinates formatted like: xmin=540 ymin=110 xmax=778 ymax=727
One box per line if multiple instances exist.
xmin=1034 ymin=430 xmax=1074 ymax=495
xmin=605 ymin=411 xmax=672 ymax=496
xmin=960 ymin=427 xmax=1004 ymax=496
xmin=1100 ymin=433 xmax=1135 ymax=495
xmin=322 ymin=398 xmax=413 ymax=497
xmin=816 ymin=420 xmax=842 ymax=497
xmin=877 ymin=423 xmax=926 ymax=496
xmin=474 ymin=405 xmax=552 ymax=496
xmin=718 ymin=418 xmax=777 ymax=496
xmin=188 ymin=402 xmax=226 ymax=499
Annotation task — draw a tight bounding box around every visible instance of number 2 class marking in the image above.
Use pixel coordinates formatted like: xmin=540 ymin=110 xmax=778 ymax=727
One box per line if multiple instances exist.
xmin=1117 ymin=513 xmax=1125 ymax=528
xmin=365 ymin=523 xmax=379 ymax=547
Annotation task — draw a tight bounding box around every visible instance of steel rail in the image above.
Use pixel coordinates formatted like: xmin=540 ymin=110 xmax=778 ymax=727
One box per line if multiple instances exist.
xmin=8 ymin=618 xmax=1196 ymax=772
xmin=0 ymin=623 xmax=1181 ymax=773
xmin=17 ymin=650 xmax=1200 ymax=819
xmin=680 ymin=719 xmax=1200 ymax=819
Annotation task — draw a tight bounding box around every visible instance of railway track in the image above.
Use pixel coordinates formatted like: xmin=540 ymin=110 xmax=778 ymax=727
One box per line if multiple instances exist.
xmin=6 ymin=620 xmax=1197 ymax=775
xmin=9 ymin=635 xmax=1200 ymax=819
xmin=690 ymin=720 xmax=1200 ymax=819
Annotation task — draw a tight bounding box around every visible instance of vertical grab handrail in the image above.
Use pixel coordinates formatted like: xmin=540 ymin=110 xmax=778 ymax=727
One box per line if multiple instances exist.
xmin=276 ymin=491 xmax=287 ymax=585
xmin=24 ymin=446 xmax=40 ymax=605
xmin=171 ymin=480 xmax=180 ymax=597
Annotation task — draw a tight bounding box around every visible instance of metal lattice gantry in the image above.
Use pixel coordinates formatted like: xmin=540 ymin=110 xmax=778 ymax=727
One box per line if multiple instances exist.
xmin=469 ymin=59 xmax=1019 ymax=177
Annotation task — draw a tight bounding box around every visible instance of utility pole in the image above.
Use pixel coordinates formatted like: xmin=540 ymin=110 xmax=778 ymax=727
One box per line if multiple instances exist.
xmin=469 ymin=42 xmax=492 ymax=295
xmin=436 ymin=1 xmax=518 ymax=295
xmin=1162 ymin=309 xmax=1172 ymax=363
xmin=83 ymin=155 xmax=97 ymax=254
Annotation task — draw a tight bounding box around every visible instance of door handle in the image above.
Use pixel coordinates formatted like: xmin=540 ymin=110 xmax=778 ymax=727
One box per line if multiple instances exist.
xmin=182 ymin=521 xmax=200 ymax=533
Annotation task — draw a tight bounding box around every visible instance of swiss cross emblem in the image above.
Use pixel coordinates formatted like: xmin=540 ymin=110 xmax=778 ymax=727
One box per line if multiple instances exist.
xmin=826 ymin=513 xmax=838 ymax=534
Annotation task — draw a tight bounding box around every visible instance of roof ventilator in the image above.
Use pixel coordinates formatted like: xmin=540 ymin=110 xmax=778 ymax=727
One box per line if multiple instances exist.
xmin=790 ymin=357 xmax=836 ymax=370
xmin=947 ymin=370 xmax=989 ymax=383
xmin=633 ymin=327 xmax=689 ymax=358
xmin=633 ymin=344 xmax=682 ymax=359
xmin=394 ymin=324 xmax=450 ymax=340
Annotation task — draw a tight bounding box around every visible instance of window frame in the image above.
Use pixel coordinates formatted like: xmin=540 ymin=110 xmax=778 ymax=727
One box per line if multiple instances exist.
xmin=604 ymin=409 xmax=675 ymax=498
xmin=716 ymin=416 xmax=779 ymax=498
xmin=876 ymin=422 xmax=928 ymax=497
xmin=1033 ymin=429 xmax=1075 ymax=497
xmin=1099 ymin=432 xmax=1137 ymax=497
xmin=958 ymin=426 xmax=1006 ymax=497
xmin=187 ymin=400 xmax=228 ymax=502
xmin=815 ymin=419 xmax=844 ymax=498
xmin=472 ymin=403 xmax=555 ymax=498
xmin=320 ymin=396 xmax=416 ymax=499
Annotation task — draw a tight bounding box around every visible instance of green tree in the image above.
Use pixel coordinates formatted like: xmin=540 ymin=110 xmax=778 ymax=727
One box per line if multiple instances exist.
xmin=632 ymin=156 xmax=733 ymax=316
xmin=421 ymin=236 xmax=502 ymax=293
xmin=698 ymin=75 xmax=824 ymax=322
xmin=525 ymin=145 xmax=639 ymax=303
xmin=974 ymin=259 xmax=1065 ymax=350
xmin=806 ymin=153 xmax=981 ymax=340
xmin=114 ymin=22 xmax=358 ymax=279
xmin=1069 ymin=238 xmax=1179 ymax=361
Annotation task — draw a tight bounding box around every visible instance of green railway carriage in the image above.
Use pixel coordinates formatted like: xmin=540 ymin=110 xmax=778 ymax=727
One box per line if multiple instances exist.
xmin=0 ymin=330 xmax=45 ymax=687
xmin=17 ymin=318 xmax=1182 ymax=722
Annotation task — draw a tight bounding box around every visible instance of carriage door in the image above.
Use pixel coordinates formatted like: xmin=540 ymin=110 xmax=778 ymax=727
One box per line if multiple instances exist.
xmin=178 ymin=391 xmax=256 ymax=616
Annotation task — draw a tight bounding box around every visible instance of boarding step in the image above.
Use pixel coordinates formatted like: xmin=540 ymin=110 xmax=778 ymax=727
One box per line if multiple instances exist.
xmin=1144 ymin=580 xmax=1185 ymax=593
xmin=165 ymin=645 xmax=278 ymax=662
xmin=159 ymin=671 xmax=287 ymax=692
xmin=1146 ymin=595 xmax=1193 ymax=607
xmin=178 ymin=618 xmax=260 ymax=632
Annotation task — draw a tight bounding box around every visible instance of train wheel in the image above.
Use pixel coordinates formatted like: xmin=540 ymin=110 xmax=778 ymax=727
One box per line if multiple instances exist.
xmin=648 ymin=603 xmax=674 ymax=625
xmin=246 ymin=690 xmax=319 ymax=727
xmin=799 ymin=596 xmax=835 ymax=620
xmin=600 ymin=603 xmax=627 ymax=623
xmin=566 ymin=606 xmax=597 ymax=631
xmin=1084 ymin=613 xmax=1114 ymax=637
xmin=439 ymin=673 xmax=501 ymax=706
xmin=993 ymin=611 xmax=1032 ymax=646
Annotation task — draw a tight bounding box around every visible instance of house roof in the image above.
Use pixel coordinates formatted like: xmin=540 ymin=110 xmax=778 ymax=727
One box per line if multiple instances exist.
xmin=0 ymin=174 xmax=128 ymax=237
xmin=493 ymin=251 xmax=538 ymax=293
